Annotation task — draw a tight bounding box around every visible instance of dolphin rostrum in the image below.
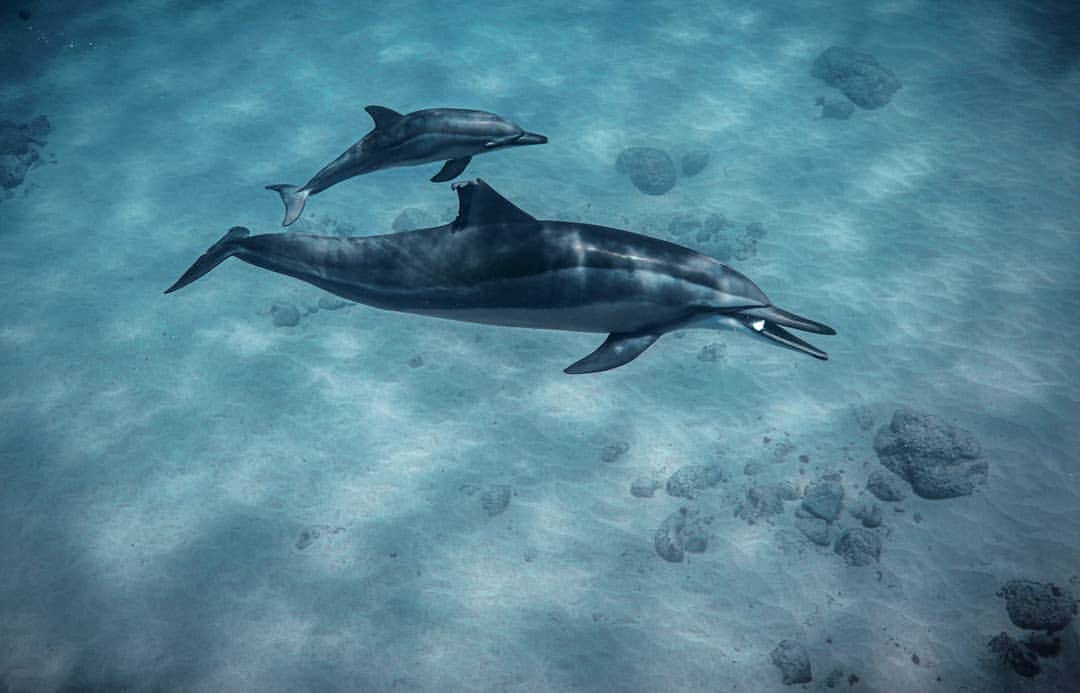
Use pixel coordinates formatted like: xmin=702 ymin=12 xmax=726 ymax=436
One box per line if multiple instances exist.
xmin=167 ymin=180 xmax=835 ymax=373
xmin=266 ymin=106 xmax=547 ymax=226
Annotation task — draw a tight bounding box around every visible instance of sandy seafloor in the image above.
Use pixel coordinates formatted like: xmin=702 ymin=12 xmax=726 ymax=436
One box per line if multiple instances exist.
xmin=1 ymin=0 xmax=1078 ymax=691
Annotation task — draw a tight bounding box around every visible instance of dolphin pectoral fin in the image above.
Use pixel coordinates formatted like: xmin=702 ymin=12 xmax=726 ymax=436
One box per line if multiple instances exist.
xmin=755 ymin=322 xmax=828 ymax=360
xmin=364 ymin=105 xmax=404 ymax=130
xmin=484 ymin=133 xmax=524 ymax=148
xmin=266 ymin=184 xmax=310 ymax=227
xmin=564 ymin=333 xmax=661 ymax=374
xmin=164 ymin=227 xmax=250 ymax=294
xmin=430 ymin=157 xmax=471 ymax=182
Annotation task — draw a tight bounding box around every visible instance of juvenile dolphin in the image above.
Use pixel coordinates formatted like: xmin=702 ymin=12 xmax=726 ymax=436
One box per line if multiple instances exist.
xmin=167 ymin=180 xmax=835 ymax=373
xmin=267 ymin=106 xmax=547 ymax=226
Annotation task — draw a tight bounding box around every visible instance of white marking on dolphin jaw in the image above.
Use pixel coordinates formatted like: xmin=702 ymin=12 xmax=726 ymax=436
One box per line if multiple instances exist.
xmin=751 ymin=320 xmax=765 ymax=332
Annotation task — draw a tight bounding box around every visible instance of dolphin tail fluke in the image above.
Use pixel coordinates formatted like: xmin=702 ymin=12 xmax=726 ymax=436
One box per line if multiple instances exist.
xmin=266 ymin=184 xmax=310 ymax=226
xmin=164 ymin=227 xmax=250 ymax=294
xmin=565 ymin=332 xmax=660 ymax=374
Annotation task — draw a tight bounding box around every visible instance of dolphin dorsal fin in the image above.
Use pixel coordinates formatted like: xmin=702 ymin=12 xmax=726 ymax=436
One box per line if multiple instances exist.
xmin=451 ymin=179 xmax=537 ymax=230
xmin=365 ymin=105 xmax=404 ymax=130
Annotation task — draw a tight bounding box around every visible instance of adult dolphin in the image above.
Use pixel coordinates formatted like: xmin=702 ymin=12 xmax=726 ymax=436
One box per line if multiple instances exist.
xmin=167 ymin=180 xmax=835 ymax=373
xmin=267 ymin=106 xmax=547 ymax=226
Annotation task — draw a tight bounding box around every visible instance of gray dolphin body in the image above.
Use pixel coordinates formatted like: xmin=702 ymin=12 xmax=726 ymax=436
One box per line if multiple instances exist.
xmin=167 ymin=180 xmax=834 ymax=373
xmin=267 ymin=106 xmax=547 ymax=226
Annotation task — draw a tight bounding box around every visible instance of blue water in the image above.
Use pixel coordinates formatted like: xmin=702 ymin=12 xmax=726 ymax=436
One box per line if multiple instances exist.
xmin=1 ymin=1 xmax=1078 ymax=691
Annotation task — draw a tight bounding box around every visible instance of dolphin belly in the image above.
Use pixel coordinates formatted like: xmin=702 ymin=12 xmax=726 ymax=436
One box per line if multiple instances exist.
xmin=341 ymin=266 xmax=718 ymax=334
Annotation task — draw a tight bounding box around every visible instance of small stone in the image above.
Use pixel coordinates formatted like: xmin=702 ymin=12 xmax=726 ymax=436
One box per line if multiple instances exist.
xmin=834 ymin=528 xmax=881 ymax=566
xmin=818 ymin=97 xmax=855 ymax=120
xmin=771 ymin=639 xmax=812 ymax=685
xmin=407 ymin=355 xmax=424 ymax=368
xmin=666 ymin=463 xmax=726 ymax=499
xmin=317 ymin=294 xmax=348 ymax=310
xmin=681 ymin=150 xmax=710 ymax=177
xmin=630 ymin=478 xmax=662 ymax=498
xmin=796 ymin=516 xmax=831 ymax=546
xmin=743 ymin=461 xmax=763 ymax=476
xmin=600 ymin=441 xmax=630 ymax=463
xmin=736 ymin=484 xmax=788 ymax=524
xmin=697 ymin=342 xmax=725 ymax=362
xmin=811 ymin=46 xmax=902 ymax=109
xmin=802 ymin=477 xmax=844 ymax=522
xmin=850 ymin=502 xmax=883 ymax=528
xmin=296 ymin=527 xmax=321 ymax=550
xmin=997 ymin=580 xmax=1077 ymax=633
xmin=867 ymin=468 xmax=907 ymax=502
xmin=825 ymin=668 xmax=844 ymax=688
xmin=615 ymin=147 xmax=677 ymax=195
xmin=271 ymin=302 xmax=301 ymax=327
xmin=654 ymin=507 xmax=710 ymax=562
xmin=480 ymin=485 xmax=512 ymax=516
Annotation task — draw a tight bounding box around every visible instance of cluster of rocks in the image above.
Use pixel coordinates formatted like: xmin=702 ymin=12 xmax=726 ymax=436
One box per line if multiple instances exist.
xmin=290 ymin=211 xmax=359 ymax=236
xmin=1 ymin=115 xmax=51 ymax=193
xmin=873 ymin=408 xmax=987 ymax=499
xmin=789 ymin=474 xmax=882 ymax=565
xmin=811 ymin=46 xmax=901 ymax=110
xmin=630 ymin=463 xmax=727 ymax=561
xmin=987 ymin=580 xmax=1076 ymax=678
xmin=268 ymin=293 xmax=350 ymax=327
xmin=666 ymin=212 xmax=767 ymax=262
xmin=614 ymin=146 xmax=710 ymax=196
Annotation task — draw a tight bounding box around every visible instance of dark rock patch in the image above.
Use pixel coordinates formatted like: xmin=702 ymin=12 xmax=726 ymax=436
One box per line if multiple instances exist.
xmin=681 ymin=150 xmax=710 ymax=176
xmin=834 ymin=528 xmax=881 ymax=566
xmin=616 ymin=146 xmax=677 ymax=195
xmin=874 ymin=408 xmax=987 ymax=499
xmin=666 ymin=463 xmax=727 ymax=499
xmin=771 ymin=639 xmax=812 ymax=685
xmin=654 ymin=507 xmax=711 ymax=562
xmin=1 ymin=115 xmax=51 ymax=193
xmin=811 ymin=46 xmax=901 ymax=109
xmin=998 ymin=580 xmax=1077 ymax=633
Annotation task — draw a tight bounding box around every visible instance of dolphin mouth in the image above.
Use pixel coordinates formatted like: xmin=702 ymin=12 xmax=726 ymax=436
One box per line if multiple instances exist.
xmin=516 ymin=132 xmax=548 ymax=146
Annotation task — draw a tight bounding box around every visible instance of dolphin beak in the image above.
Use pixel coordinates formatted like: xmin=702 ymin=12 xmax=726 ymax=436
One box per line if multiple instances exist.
xmin=516 ymin=132 xmax=548 ymax=146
